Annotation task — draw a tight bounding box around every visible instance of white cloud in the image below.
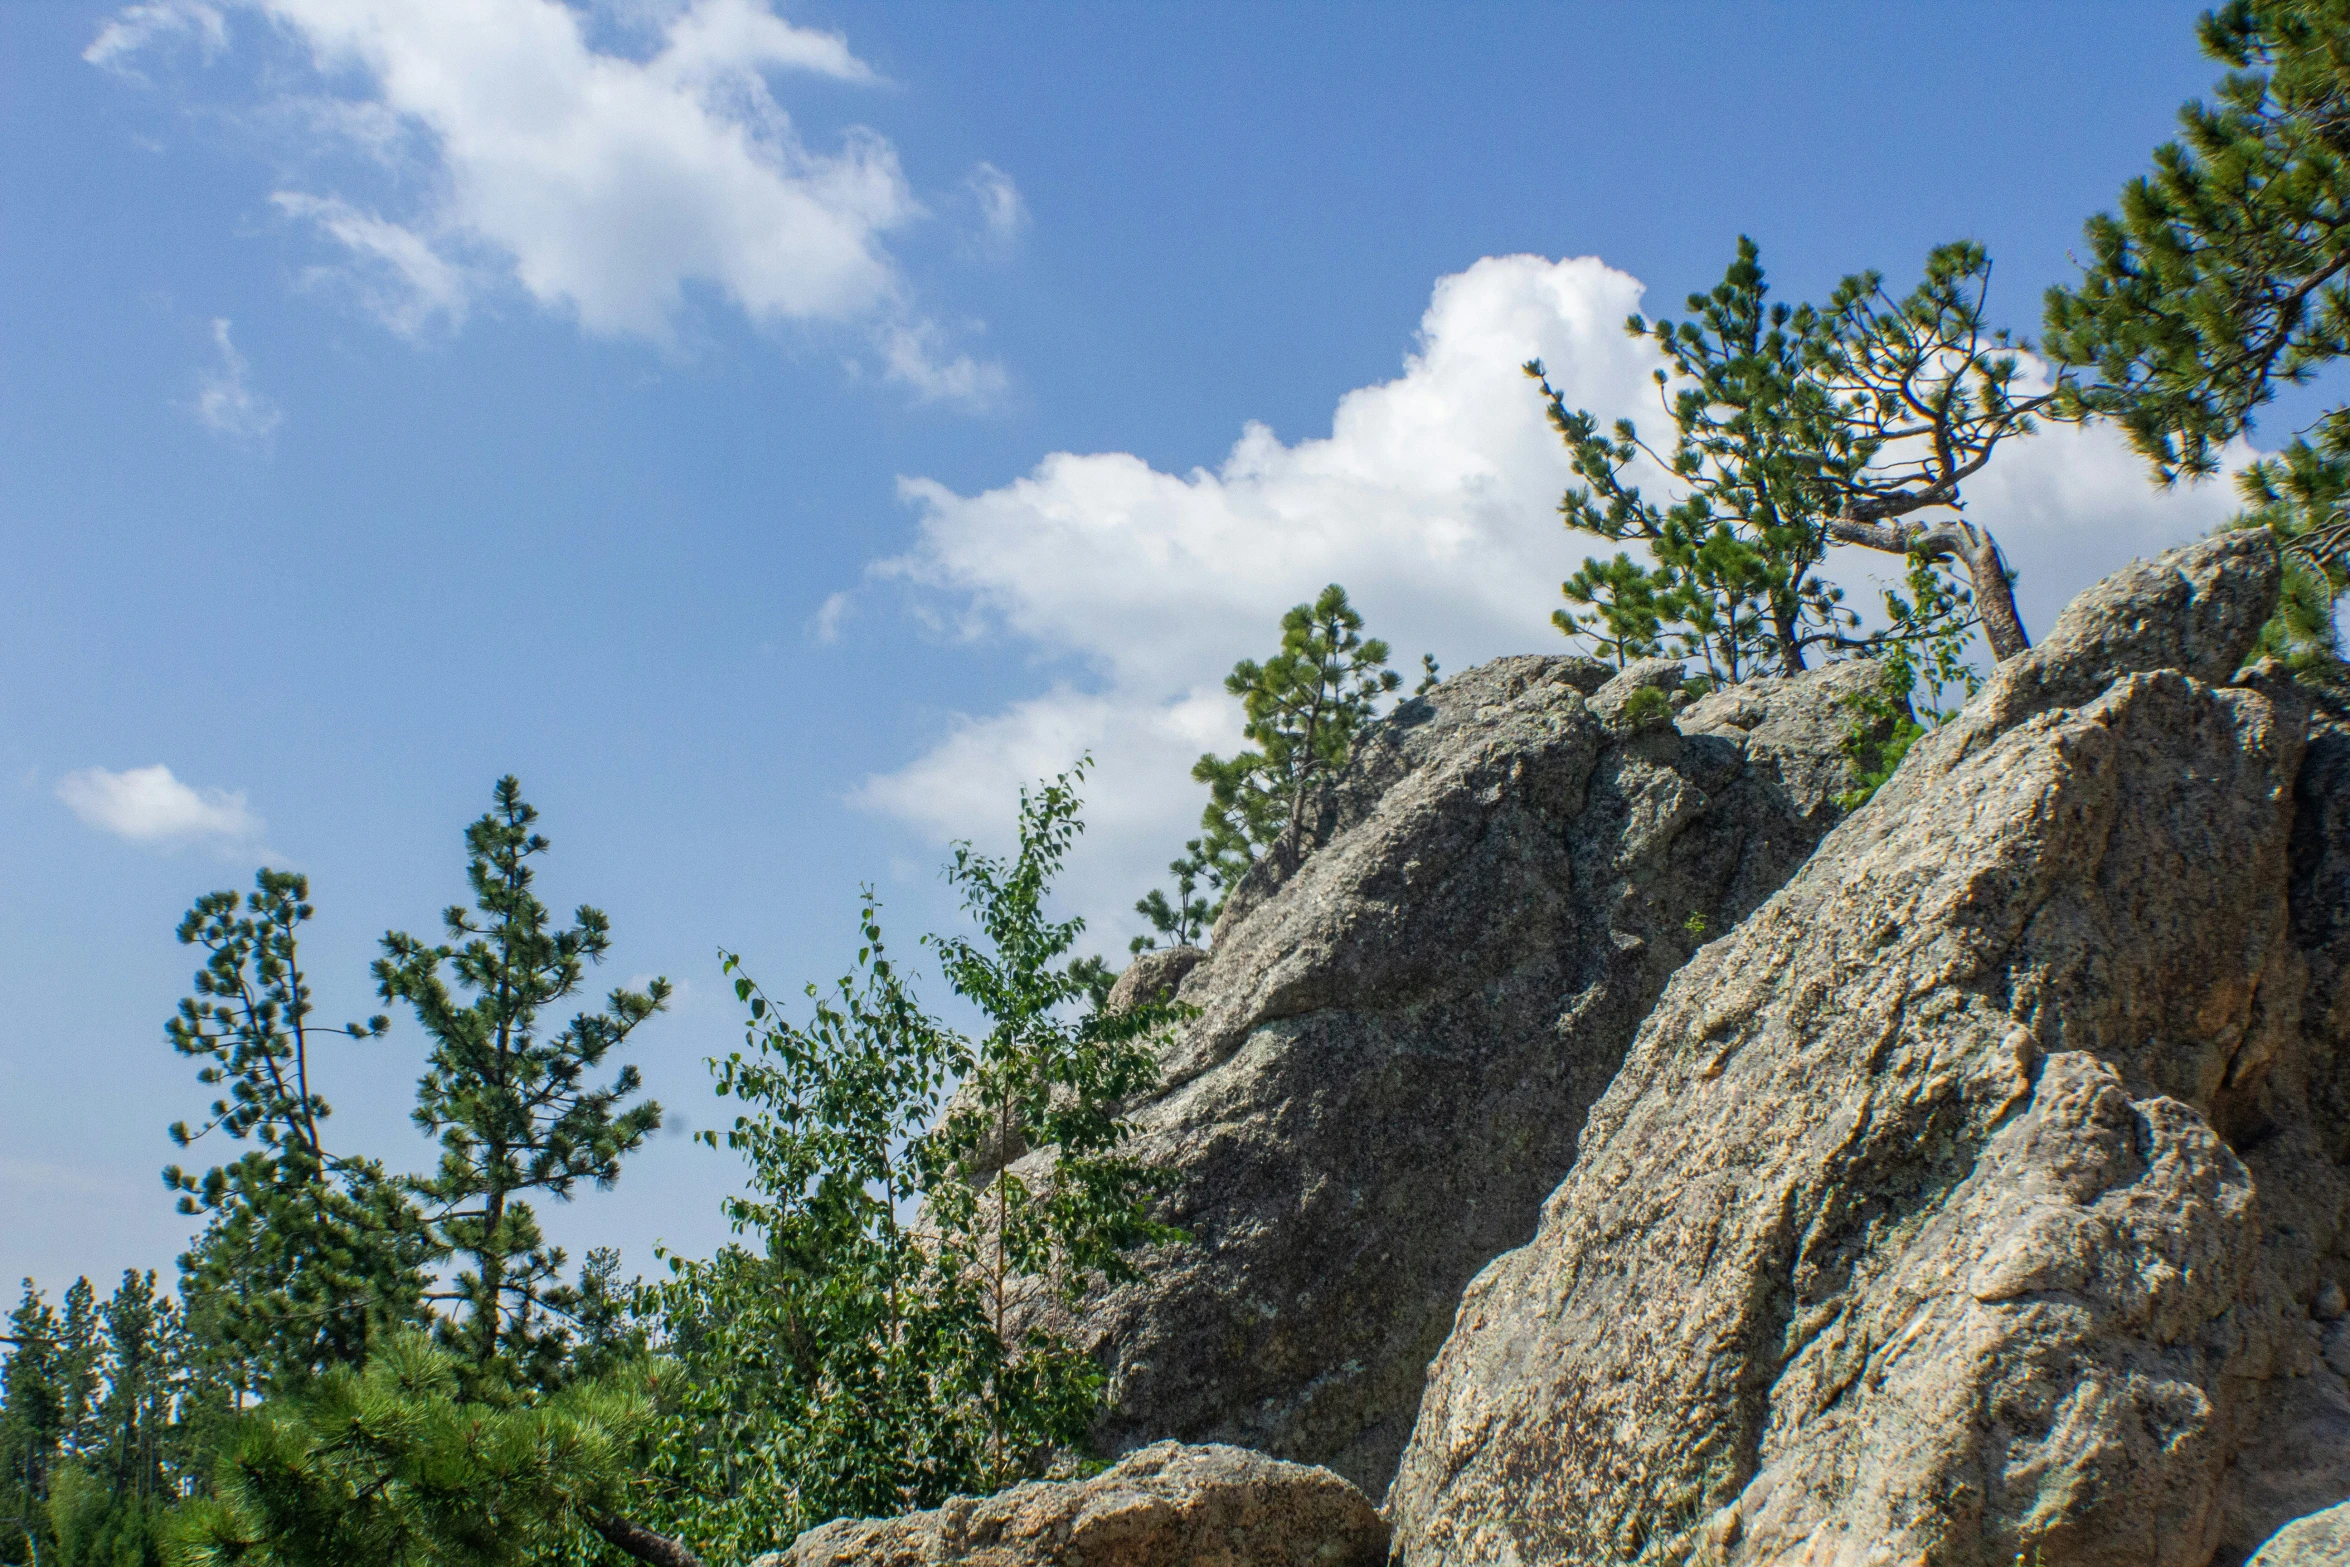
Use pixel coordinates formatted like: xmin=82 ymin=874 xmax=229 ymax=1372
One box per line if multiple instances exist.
xmin=56 ymin=765 xmax=264 ymax=849
xmin=860 ymin=253 xmax=2250 ymax=948
xmin=94 ymin=0 xmax=1004 ymax=399
xmin=85 ymin=0 xmax=227 ymax=75
xmin=963 ymin=161 xmax=1026 ymax=256
xmin=192 ymin=317 xmax=284 ymax=438
xmin=808 ymin=590 xmax=854 ymax=644
xmin=270 ymin=194 xmax=471 ymax=335
xmin=872 ymin=318 xmax=1009 ymax=410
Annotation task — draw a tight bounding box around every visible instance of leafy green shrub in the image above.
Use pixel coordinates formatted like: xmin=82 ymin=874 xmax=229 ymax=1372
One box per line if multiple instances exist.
xmin=639 ymin=766 xmax=1184 ymax=1557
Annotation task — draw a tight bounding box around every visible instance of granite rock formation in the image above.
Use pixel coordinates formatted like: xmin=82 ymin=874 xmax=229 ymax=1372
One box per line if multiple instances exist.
xmin=1033 ymin=648 xmax=1885 ymax=1494
xmin=1386 ymin=531 xmax=2350 ymax=1567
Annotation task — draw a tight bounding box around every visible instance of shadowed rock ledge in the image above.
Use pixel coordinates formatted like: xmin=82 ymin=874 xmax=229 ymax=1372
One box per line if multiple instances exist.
xmin=1021 ymin=647 xmax=1886 ymax=1495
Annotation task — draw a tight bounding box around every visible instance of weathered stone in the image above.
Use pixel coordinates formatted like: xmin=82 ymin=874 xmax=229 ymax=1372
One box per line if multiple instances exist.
xmin=2249 ymin=1499 xmax=2350 ymax=1567
xmin=1033 ymin=649 xmax=1885 ymax=1494
xmin=768 ymin=1441 xmax=1384 ymax=1567
xmin=1388 ymin=531 xmax=2350 ymax=1567
xmin=1108 ymin=945 xmax=1205 ymax=1014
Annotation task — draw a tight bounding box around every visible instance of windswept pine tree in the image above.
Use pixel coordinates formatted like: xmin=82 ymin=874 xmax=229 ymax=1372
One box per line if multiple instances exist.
xmin=1533 ymin=235 xmax=2059 ymax=682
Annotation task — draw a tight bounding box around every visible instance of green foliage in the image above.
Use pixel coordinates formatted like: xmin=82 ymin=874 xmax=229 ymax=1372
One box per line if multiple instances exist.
xmin=162 ymin=874 xmax=425 ymax=1394
xmin=1556 ymin=552 xmax=1666 ymax=668
xmin=1191 ymin=585 xmax=1402 ymax=895
xmin=1534 ymin=236 xmax=1855 ymax=681
xmin=2046 ymin=0 xmax=2350 ymax=656
xmin=642 ymin=896 xmax=967 ymax=1553
xmin=2 ymin=1275 xmax=226 ymax=1567
xmin=3 ymin=1283 xmax=69 ymax=1566
xmin=1536 ymin=236 xmax=2056 ymax=684
xmin=164 ymin=1332 xmax=666 ymax=1567
xmin=1130 ymin=840 xmax=1214 ymax=953
xmin=1836 ymin=620 xmax=1983 ymax=810
xmin=2230 ymin=428 xmax=2350 ymax=676
xmin=2045 ymin=0 xmax=2350 ymax=482
xmin=49 ymin=1462 xmax=168 ymax=1567
xmin=925 ymin=766 xmax=1188 ymax=1483
xmin=374 ymin=778 xmax=671 ymax=1395
xmin=642 ymin=768 xmax=1182 ymax=1555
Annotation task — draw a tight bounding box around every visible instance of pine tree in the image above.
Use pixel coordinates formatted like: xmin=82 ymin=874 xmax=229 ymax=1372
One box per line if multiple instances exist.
xmin=1531 ymin=236 xmax=2054 ymax=680
xmin=2044 ymin=0 xmax=2350 ymax=644
xmin=162 ymin=872 xmax=427 ymax=1394
xmin=2 ymin=1275 xmax=223 ymax=1567
xmin=1 ymin=1283 xmax=65 ymax=1567
xmin=165 ymin=1332 xmax=698 ymax=1567
xmin=374 ymin=777 xmax=669 ymax=1395
xmin=1533 ymin=237 xmax=1851 ymax=682
xmin=1129 ymin=841 xmax=1213 ymax=953
xmin=1192 ymin=585 xmax=1402 ymax=890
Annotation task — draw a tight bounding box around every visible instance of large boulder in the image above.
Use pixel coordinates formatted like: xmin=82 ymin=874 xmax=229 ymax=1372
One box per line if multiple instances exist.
xmin=1387 ymin=531 xmax=2350 ymax=1567
xmin=2249 ymin=1499 xmax=2350 ymax=1567
xmin=1036 ymin=648 xmax=1885 ymax=1494
xmin=772 ymin=1442 xmax=1384 ymax=1567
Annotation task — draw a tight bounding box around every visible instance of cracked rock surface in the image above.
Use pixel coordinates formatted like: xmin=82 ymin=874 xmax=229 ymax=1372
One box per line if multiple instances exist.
xmin=1029 ymin=649 xmax=1882 ymax=1494
xmin=1387 ymin=531 xmax=2350 ymax=1567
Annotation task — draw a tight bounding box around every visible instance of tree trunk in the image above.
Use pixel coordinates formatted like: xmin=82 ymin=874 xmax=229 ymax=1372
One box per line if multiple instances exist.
xmin=588 ymin=1510 xmax=707 ymax=1567
xmin=1826 ymin=514 xmax=2032 ymax=661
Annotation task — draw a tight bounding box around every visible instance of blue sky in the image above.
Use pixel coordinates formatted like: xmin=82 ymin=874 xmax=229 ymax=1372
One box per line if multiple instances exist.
xmin=0 ymin=0 xmax=2271 ymax=1295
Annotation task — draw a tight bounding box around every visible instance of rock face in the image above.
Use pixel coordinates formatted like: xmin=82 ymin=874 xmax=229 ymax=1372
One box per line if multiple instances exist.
xmin=2249 ymin=1499 xmax=2350 ymax=1566
xmin=1041 ymin=649 xmax=1885 ymax=1494
xmin=775 ymin=1442 xmax=1384 ymax=1567
xmin=1387 ymin=531 xmax=2350 ymax=1567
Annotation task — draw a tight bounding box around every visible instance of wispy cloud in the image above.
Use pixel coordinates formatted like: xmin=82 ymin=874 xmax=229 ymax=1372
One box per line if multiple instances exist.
xmin=269 ymin=195 xmax=470 ymax=336
xmin=963 ymin=161 xmax=1027 ymax=257
xmin=193 ymin=318 xmax=283 ymax=438
xmin=92 ymin=0 xmax=1008 ymax=403
xmin=85 ymin=0 xmax=226 ymax=76
xmin=808 ymin=590 xmax=854 ymax=645
xmin=872 ymin=318 xmax=1009 ymax=411
xmin=56 ymin=764 xmax=264 ymax=850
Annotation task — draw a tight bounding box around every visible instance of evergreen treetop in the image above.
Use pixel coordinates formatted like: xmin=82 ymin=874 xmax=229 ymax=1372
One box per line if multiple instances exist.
xmin=375 ymin=776 xmax=670 ymax=1394
xmin=1193 ymin=585 xmax=1403 ymax=892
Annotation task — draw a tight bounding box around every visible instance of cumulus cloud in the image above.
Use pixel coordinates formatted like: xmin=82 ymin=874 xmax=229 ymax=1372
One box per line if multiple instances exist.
xmin=56 ymin=765 xmax=264 ymax=849
xmin=859 ymin=253 xmax=2249 ymax=946
xmin=192 ymin=318 xmax=284 ymax=438
xmin=93 ymin=0 xmax=1004 ymax=399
